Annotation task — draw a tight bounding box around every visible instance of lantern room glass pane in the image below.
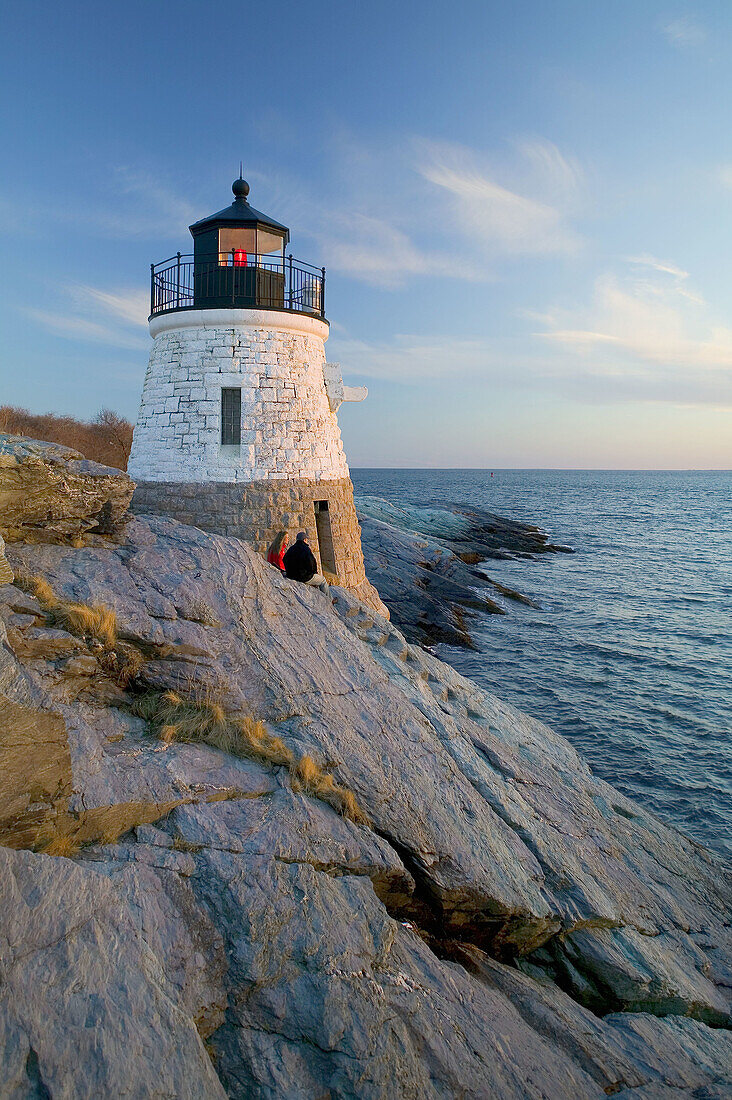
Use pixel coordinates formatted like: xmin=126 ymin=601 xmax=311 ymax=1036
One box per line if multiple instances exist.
xmin=218 ymin=227 xmax=257 ymax=262
xmin=257 ymin=228 xmax=285 ymax=255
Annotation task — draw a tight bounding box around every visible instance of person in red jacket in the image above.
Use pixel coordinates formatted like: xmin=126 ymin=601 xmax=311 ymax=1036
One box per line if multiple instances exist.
xmin=266 ymin=530 xmax=287 ymax=574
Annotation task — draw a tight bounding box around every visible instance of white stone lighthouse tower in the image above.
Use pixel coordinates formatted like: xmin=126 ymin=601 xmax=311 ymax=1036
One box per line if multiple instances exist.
xmin=128 ymin=175 xmax=384 ymax=612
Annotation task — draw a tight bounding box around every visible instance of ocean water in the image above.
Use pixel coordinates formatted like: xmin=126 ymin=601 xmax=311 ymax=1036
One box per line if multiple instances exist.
xmin=351 ymin=469 xmax=732 ymax=862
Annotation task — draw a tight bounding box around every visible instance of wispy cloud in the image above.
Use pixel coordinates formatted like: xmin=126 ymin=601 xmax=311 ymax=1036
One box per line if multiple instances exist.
xmin=113 ymin=167 xmax=199 ymax=231
xmin=25 ymin=308 xmax=148 ymax=351
xmin=25 ymin=284 xmax=149 ymax=350
xmin=623 ymin=254 xmax=704 ymax=303
xmin=713 ymin=163 xmax=732 ymax=192
xmin=624 ymin=253 xmax=690 ymax=280
xmin=514 ymin=138 xmax=584 ymax=201
xmin=0 ymin=167 xmax=198 ymax=241
xmin=74 ymin=286 xmax=149 ymax=327
xmin=418 ymin=139 xmax=583 ymax=258
xmin=75 ymin=168 xmax=199 ymax=238
xmin=330 ymin=252 xmax=732 ymax=410
xmin=332 ymin=333 xmax=502 ymax=381
xmin=299 ymin=134 xmax=584 ymax=286
xmin=661 ymin=16 xmax=706 ymax=48
xmin=531 ymin=258 xmax=732 ymax=405
xmin=316 ymin=212 xmax=486 ymax=288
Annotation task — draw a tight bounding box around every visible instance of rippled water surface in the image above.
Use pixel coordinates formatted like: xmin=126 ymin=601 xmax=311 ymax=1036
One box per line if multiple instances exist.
xmin=352 ymin=469 xmax=732 ymax=861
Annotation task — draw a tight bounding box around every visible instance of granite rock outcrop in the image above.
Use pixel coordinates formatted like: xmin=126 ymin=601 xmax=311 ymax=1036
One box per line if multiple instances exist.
xmin=1 ymin=508 xmax=730 ymax=1098
xmin=357 ymin=496 xmax=566 ymax=647
xmin=0 ymin=434 xmax=133 ymax=543
xmin=0 ymin=534 xmax=13 ymax=584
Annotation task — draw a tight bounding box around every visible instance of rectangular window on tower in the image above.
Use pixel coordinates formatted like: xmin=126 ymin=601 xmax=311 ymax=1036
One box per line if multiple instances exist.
xmin=221 ymin=388 xmax=242 ymax=448
xmin=314 ymin=500 xmax=337 ymax=576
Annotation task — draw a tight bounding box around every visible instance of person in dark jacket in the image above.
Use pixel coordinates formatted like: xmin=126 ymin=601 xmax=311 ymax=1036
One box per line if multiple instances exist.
xmin=283 ymin=532 xmax=329 ymax=594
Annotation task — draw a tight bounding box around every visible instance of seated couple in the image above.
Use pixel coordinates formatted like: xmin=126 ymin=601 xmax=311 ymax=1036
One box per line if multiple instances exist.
xmin=267 ymin=531 xmax=329 ymax=594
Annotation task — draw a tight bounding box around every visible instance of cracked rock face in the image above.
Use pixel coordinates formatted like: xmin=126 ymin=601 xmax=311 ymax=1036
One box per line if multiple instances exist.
xmin=0 ymin=846 xmax=226 ymax=1100
xmin=0 ymin=434 xmax=134 ymax=543
xmin=1 ymin=514 xmax=731 ymax=1098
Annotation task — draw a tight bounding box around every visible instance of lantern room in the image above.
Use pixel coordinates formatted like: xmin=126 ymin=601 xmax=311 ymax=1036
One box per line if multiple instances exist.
xmin=189 ymin=175 xmax=290 ymax=310
xmin=149 ymin=176 xmax=326 ymax=319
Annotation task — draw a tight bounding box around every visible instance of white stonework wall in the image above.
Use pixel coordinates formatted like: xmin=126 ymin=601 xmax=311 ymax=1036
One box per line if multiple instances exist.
xmin=127 ymin=309 xmax=350 ymax=483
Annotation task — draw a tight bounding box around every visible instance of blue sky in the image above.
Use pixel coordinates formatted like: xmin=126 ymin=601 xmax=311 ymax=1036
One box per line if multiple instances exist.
xmin=2 ymin=0 xmax=732 ymax=467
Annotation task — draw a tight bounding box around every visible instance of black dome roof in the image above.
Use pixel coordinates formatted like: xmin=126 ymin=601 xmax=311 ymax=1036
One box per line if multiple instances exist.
xmin=189 ymin=177 xmax=290 ymax=243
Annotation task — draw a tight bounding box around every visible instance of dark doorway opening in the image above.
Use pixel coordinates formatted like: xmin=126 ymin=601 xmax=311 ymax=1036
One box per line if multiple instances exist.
xmin=314 ymin=501 xmax=337 ymax=575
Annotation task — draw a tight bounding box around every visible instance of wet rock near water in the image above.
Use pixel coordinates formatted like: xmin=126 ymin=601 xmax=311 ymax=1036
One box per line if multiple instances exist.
xmin=357 ymin=495 xmax=563 ymax=648
xmin=356 ymin=495 xmax=573 ymax=559
xmin=0 ymin=514 xmax=730 ymax=1097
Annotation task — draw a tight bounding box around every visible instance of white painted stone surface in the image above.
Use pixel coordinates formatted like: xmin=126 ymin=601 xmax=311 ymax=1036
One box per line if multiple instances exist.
xmin=321 ymin=363 xmax=367 ymax=412
xmin=322 ymin=361 xmax=344 ymax=413
xmin=128 ymin=311 xmax=352 ymax=483
xmin=148 ymin=309 xmax=330 ymax=340
xmin=342 ymin=384 xmax=368 ymax=405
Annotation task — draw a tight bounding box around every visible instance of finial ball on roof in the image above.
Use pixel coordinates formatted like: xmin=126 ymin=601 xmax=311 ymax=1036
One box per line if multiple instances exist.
xmin=232 ymin=176 xmax=250 ymax=201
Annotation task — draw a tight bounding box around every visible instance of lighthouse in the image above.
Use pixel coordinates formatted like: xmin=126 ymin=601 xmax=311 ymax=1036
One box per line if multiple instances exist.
xmin=128 ymin=175 xmax=385 ymax=613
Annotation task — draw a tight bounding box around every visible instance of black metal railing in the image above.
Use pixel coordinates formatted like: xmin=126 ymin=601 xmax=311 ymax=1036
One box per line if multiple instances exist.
xmin=150 ymin=252 xmax=326 ymax=319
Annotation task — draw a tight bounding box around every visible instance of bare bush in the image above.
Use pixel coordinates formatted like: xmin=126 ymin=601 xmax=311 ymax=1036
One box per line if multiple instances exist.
xmin=0 ymin=405 xmax=133 ymax=470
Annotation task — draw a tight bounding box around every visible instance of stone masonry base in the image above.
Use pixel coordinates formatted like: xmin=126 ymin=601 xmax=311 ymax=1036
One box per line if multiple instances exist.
xmin=131 ymin=476 xmax=388 ymax=617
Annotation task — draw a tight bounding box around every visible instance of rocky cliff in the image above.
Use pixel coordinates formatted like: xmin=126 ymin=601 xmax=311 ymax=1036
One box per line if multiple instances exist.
xmin=0 ymin=436 xmax=730 ymax=1099
xmin=356 ymin=495 xmax=570 ymax=648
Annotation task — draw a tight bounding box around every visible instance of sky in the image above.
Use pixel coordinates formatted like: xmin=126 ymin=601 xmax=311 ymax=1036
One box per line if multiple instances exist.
xmin=2 ymin=0 xmax=732 ymax=468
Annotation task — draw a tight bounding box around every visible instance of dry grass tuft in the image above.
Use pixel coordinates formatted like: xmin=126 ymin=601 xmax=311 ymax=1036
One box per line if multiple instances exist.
xmin=42 ymin=833 xmax=82 ymax=858
xmin=16 ymin=573 xmax=118 ymax=647
xmin=132 ymin=688 xmax=369 ymax=825
xmin=293 ymin=754 xmax=370 ymax=824
xmin=53 ymin=602 xmax=118 ymax=647
xmin=294 ymin=754 xmax=321 ymax=788
xmin=17 ymin=574 xmax=56 ymax=607
xmin=99 ymin=826 xmax=128 ymax=845
xmin=14 ymin=574 xmax=147 ymax=687
xmin=173 ymin=836 xmax=203 ymax=853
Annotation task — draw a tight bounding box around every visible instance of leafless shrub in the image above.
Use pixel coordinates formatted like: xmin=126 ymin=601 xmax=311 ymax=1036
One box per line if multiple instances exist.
xmin=0 ymin=405 xmax=133 ymax=469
